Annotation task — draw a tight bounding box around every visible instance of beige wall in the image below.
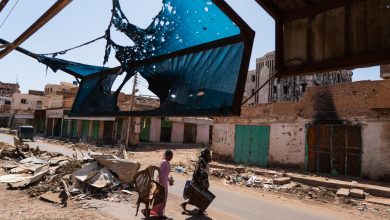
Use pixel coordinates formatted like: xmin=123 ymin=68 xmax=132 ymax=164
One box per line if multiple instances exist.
xmin=212 ymin=123 xmax=235 ymax=160
xmin=11 ymin=93 xmax=45 ymax=111
xmin=196 ymin=124 xmax=210 ymax=144
xmin=269 ymin=123 xmax=306 ymax=168
xmin=171 ymin=122 xmax=184 ymax=143
xmin=149 ymin=117 xmax=161 ymax=142
xmin=362 ymin=121 xmax=390 ymax=180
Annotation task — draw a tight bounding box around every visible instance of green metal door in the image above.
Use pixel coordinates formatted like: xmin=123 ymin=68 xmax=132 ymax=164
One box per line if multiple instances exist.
xmin=140 ymin=117 xmax=150 ymax=142
xmin=81 ymin=120 xmax=89 ymax=140
xmin=234 ymin=125 xmax=270 ymax=166
xmin=91 ymin=121 xmax=99 ymax=141
xmin=71 ymin=120 xmax=78 ymax=139
xmin=62 ymin=120 xmax=68 ymax=137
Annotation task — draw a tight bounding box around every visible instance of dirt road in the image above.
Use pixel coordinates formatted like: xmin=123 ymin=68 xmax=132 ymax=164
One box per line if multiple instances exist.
xmin=0 ymin=133 xmax=388 ymax=220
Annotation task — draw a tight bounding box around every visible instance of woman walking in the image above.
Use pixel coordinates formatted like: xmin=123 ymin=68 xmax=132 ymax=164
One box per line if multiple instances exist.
xmin=149 ymin=149 xmax=174 ymax=219
xmin=181 ymin=148 xmax=212 ymax=214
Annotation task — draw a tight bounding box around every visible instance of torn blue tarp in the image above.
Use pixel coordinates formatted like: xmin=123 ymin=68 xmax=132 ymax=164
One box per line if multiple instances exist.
xmin=2 ymin=0 xmax=254 ymax=116
xmin=71 ymin=0 xmax=254 ymax=116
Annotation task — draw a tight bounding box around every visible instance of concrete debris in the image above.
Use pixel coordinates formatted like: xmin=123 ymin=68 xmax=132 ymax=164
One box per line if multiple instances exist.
xmin=87 ymin=168 xmax=113 ymax=189
xmin=72 ymin=162 xmax=99 ymax=182
xmin=121 ymin=189 xmax=133 ymax=195
xmin=19 ymin=157 xmax=48 ymax=164
xmin=336 ymin=188 xmax=350 ymax=197
xmin=350 ymin=188 xmax=365 ymax=199
xmin=40 ymin=192 xmax=62 ymax=204
xmin=8 ymin=169 xmax=49 ymax=188
xmin=0 ymin=173 xmax=32 ymax=183
xmin=273 ymin=177 xmax=291 ymax=185
xmin=365 ymin=196 xmax=390 ymax=206
xmin=92 ymin=155 xmax=140 ymax=184
xmin=9 ymin=163 xmax=44 ymax=174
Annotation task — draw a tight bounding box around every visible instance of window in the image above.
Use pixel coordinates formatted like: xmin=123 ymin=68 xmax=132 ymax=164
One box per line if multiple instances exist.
xmin=4 ymin=100 xmax=11 ymax=105
xmin=273 ymin=86 xmax=277 ymax=93
xmin=251 ymin=75 xmax=255 ymax=82
xmin=21 ymin=99 xmax=27 ymax=104
xmin=283 ymin=85 xmax=288 ymax=95
xmin=36 ymin=101 xmax=42 ymax=108
xmin=252 ymin=89 xmax=255 ymax=95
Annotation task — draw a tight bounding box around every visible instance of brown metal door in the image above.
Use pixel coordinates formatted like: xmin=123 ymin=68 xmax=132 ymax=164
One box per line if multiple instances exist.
xmin=346 ymin=126 xmax=362 ymax=177
xmin=306 ymin=125 xmax=361 ymax=177
xmin=184 ymin=123 xmax=197 ymax=143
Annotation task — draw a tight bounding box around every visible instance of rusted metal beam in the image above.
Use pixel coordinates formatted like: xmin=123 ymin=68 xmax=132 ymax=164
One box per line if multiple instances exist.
xmin=282 ymin=0 xmax=363 ymax=23
xmin=0 ymin=0 xmax=9 ymax=13
xmin=254 ymin=0 xmax=282 ymax=20
xmin=0 ymin=0 xmax=72 ymax=59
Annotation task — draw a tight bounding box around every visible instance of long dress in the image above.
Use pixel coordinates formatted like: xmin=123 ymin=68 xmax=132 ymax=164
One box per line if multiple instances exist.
xmin=150 ymin=159 xmax=170 ymax=217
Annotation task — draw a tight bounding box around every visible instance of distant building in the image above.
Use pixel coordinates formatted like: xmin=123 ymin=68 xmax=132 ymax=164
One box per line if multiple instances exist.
xmin=28 ymin=90 xmax=44 ymax=96
xmin=44 ymin=82 xmax=77 ymax=95
xmin=380 ymin=64 xmax=390 ymax=79
xmin=0 ymin=81 xmax=20 ymax=97
xmin=244 ymin=52 xmax=353 ymax=105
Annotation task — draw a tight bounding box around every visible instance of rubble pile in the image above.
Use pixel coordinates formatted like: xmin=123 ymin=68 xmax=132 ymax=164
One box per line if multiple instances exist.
xmin=0 ymin=142 xmax=141 ymax=206
xmin=210 ymin=168 xmax=337 ymax=203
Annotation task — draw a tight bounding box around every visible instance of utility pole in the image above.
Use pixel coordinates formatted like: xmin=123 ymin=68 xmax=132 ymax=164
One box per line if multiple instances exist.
xmin=125 ymin=73 xmax=138 ymax=147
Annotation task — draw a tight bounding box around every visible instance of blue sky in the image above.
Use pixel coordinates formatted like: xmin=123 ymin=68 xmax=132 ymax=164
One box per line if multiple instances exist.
xmin=0 ymin=0 xmax=381 ymax=94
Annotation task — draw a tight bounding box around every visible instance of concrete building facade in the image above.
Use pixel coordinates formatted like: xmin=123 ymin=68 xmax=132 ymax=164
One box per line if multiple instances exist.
xmin=0 ymin=81 xmax=19 ymax=97
xmin=213 ymin=80 xmax=390 ymax=181
xmin=244 ymin=52 xmax=353 ymax=105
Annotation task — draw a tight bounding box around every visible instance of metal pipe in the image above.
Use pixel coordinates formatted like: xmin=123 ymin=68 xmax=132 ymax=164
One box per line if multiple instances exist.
xmin=0 ymin=0 xmax=72 ymax=59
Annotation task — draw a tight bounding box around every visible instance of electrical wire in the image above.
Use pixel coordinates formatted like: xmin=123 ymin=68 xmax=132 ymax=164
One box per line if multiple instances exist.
xmin=0 ymin=0 xmax=19 ymax=30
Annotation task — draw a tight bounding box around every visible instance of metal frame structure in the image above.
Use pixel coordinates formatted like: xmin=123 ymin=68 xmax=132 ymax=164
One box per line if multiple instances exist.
xmin=71 ymin=0 xmax=255 ymax=117
xmin=0 ymin=0 xmax=72 ymax=59
xmin=255 ymin=0 xmax=390 ymax=77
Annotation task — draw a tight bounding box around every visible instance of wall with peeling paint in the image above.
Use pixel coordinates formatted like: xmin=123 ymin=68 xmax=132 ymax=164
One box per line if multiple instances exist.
xmin=212 ymin=123 xmax=235 ymax=160
xmin=362 ymin=121 xmax=390 ymax=181
xmin=269 ymin=123 xmax=306 ymax=168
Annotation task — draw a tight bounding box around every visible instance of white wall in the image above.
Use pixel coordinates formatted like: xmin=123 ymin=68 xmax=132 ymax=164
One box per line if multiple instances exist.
xmin=211 ymin=123 xmax=235 ymax=159
xmin=11 ymin=93 xmax=45 ymax=111
xmin=269 ymin=123 xmax=306 ymax=168
xmin=171 ymin=122 xmax=184 ymax=143
xmin=362 ymin=121 xmax=390 ymax=180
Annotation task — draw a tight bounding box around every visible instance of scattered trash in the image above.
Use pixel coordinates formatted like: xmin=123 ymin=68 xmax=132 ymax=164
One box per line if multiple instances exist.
xmin=175 ymin=166 xmax=186 ymax=174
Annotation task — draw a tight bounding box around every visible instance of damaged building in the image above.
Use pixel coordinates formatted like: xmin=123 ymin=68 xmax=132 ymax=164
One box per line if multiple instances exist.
xmin=212 ymin=79 xmax=390 ymax=181
xmin=244 ymin=52 xmax=353 ymax=105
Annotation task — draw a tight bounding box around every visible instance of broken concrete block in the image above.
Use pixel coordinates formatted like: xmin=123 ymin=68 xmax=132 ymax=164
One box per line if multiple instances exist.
xmin=283 ymin=182 xmax=298 ymax=189
xmin=40 ymin=192 xmax=61 ymax=204
xmin=72 ymin=161 xmax=99 ymax=182
xmin=87 ymin=168 xmax=113 ymax=188
xmin=273 ymin=177 xmax=291 ymax=185
xmin=366 ymin=196 xmax=390 ymax=206
xmin=336 ymin=188 xmax=350 ymax=197
xmin=93 ymin=156 xmax=140 ymax=184
xmin=350 ymin=188 xmax=365 ymax=199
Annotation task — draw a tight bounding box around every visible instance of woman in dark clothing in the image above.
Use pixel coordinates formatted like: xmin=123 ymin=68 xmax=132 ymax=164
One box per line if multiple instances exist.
xmin=180 ymin=148 xmax=212 ymax=214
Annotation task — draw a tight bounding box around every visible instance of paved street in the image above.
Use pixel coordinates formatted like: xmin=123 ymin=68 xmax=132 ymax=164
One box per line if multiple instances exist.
xmin=0 ymin=133 xmax=355 ymax=220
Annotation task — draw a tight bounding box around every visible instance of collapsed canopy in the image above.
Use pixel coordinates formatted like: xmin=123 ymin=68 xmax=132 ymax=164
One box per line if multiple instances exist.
xmin=9 ymin=0 xmax=254 ymax=116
